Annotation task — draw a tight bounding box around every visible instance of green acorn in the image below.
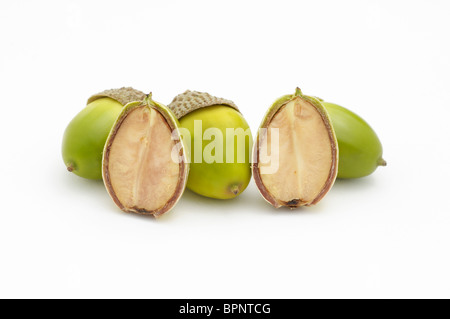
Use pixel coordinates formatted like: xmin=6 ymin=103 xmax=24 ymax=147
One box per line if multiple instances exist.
xmin=62 ymin=88 xmax=146 ymax=180
xmin=168 ymin=91 xmax=252 ymax=199
xmin=321 ymin=101 xmax=386 ymax=179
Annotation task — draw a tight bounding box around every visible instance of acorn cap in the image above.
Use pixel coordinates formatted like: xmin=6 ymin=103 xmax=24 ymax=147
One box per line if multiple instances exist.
xmin=87 ymin=87 xmax=146 ymax=106
xmin=168 ymin=90 xmax=240 ymax=119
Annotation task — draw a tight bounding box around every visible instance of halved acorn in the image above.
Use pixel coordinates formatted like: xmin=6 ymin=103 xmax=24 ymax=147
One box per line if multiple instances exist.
xmin=102 ymin=94 xmax=189 ymax=216
xmin=253 ymin=88 xmax=338 ymax=208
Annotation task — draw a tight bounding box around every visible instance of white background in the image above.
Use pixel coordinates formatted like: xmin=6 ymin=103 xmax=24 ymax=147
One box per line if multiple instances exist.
xmin=1 ymin=0 xmax=449 ymax=299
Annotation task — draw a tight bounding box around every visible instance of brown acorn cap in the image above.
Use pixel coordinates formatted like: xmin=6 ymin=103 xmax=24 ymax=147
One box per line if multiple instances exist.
xmin=168 ymin=90 xmax=240 ymax=119
xmin=87 ymin=87 xmax=146 ymax=106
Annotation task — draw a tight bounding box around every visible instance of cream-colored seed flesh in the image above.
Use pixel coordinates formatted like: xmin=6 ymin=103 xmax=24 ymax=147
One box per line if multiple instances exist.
xmin=108 ymin=106 xmax=180 ymax=211
xmin=259 ymin=98 xmax=333 ymax=205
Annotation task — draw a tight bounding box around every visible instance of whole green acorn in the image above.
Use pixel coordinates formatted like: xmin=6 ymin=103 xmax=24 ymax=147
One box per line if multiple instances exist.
xmin=321 ymin=101 xmax=386 ymax=179
xmin=62 ymin=87 xmax=146 ymax=180
xmin=168 ymin=91 xmax=252 ymax=200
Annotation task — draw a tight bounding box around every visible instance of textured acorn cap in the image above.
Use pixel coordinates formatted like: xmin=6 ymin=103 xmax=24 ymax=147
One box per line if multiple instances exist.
xmin=87 ymin=87 xmax=146 ymax=106
xmin=168 ymin=90 xmax=240 ymax=119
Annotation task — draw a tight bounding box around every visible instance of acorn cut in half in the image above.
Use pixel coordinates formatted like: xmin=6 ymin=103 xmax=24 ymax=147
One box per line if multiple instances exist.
xmin=253 ymin=88 xmax=338 ymax=208
xmin=102 ymin=94 xmax=189 ymax=216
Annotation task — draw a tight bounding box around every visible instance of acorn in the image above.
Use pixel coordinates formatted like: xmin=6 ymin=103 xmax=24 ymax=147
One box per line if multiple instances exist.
xmin=253 ymin=88 xmax=338 ymax=208
xmin=102 ymin=94 xmax=188 ymax=216
xmin=321 ymin=101 xmax=386 ymax=178
xmin=62 ymin=87 xmax=146 ymax=179
xmin=168 ymin=91 xmax=252 ymax=199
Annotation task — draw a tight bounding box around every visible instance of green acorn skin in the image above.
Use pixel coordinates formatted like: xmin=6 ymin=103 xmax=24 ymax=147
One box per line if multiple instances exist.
xmin=62 ymin=88 xmax=146 ymax=180
xmin=62 ymin=98 xmax=123 ymax=179
xmin=321 ymin=102 xmax=386 ymax=179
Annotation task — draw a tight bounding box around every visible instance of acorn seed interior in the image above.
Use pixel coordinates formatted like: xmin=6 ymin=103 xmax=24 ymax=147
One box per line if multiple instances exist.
xmin=107 ymin=106 xmax=180 ymax=212
xmin=259 ymin=97 xmax=333 ymax=205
